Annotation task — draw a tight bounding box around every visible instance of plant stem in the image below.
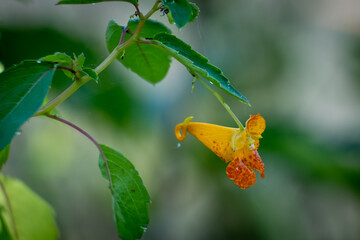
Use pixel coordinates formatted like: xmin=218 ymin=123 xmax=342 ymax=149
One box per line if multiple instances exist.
xmin=196 ymin=76 xmax=245 ymax=130
xmin=35 ymin=0 xmax=161 ymax=117
xmin=46 ymin=114 xmax=114 ymax=194
xmin=0 ymin=178 xmax=19 ymax=240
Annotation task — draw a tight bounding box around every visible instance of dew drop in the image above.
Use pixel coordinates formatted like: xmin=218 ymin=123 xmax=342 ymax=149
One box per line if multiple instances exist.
xmin=15 ymin=131 xmax=22 ymax=136
xmin=177 ymin=142 xmax=181 ymax=148
xmin=37 ymin=60 xmax=42 ymax=63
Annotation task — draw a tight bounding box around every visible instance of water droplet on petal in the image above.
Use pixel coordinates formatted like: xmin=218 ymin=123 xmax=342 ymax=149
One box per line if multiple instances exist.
xmin=177 ymin=142 xmax=181 ymax=148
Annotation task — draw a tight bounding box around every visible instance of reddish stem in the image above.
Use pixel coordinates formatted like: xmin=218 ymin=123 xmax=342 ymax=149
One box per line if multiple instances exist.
xmin=57 ymin=66 xmax=76 ymax=75
xmin=131 ymin=3 xmax=141 ymax=17
xmin=47 ymin=114 xmax=113 ymax=193
xmin=119 ymin=26 xmax=127 ymax=45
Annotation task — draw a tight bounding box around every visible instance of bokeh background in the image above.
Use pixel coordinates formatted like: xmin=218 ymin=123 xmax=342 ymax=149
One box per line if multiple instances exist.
xmin=1 ymin=0 xmax=360 ymax=239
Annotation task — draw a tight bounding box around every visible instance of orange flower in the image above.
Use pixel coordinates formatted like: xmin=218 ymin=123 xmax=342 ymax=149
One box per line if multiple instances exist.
xmin=175 ymin=114 xmax=266 ymax=189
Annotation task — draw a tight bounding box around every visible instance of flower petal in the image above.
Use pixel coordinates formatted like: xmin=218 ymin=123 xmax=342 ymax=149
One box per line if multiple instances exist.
xmin=226 ymin=158 xmax=256 ymax=189
xmin=246 ymin=114 xmax=266 ymax=136
xmin=187 ymin=123 xmax=238 ymax=162
xmin=242 ymin=149 xmax=265 ymax=178
xmin=175 ymin=116 xmax=194 ymax=141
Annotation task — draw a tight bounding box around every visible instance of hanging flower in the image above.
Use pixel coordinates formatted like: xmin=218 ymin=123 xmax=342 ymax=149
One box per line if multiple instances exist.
xmin=175 ymin=114 xmax=266 ymax=189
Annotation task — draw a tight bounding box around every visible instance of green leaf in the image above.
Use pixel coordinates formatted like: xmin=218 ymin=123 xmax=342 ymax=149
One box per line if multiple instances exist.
xmin=152 ymin=33 xmax=250 ymax=104
xmin=188 ymin=2 xmax=200 ymax=23
xmin=162 ymin=0 xmax=199 ymax=28
xmin=82 ymin=68 xmax=98 ymax=82
xmin=0 ymin=174 xmax=58 ymax=240
xmin=0 ymin=214 xmax=12 ymax=240
xmin=98 ymin=144 xmax=150 ymax=240
xmin=57 ymin=0 xmax=138 ymax=5
xmin=106 ymin=19 xmax=172 ymax=84
xmin=0 ymin=61 xmax=56 ymax=150
xmin=77 ymin=53 xmax=86 ymax=69
xmin=0 ymin=145 xmax=10 ymax=170
xmin=40 ymin=52 xmax=72 ymax=65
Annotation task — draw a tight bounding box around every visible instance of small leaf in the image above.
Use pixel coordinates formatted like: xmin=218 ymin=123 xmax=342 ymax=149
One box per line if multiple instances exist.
xmin=98 ymin=144 xmax=150 ymax=240
xmin=57 ymin=0 xmax=138 ymax=5
xmin=162 ymin=0 xmax=199 ymax=28
xmin=0 ymin=61 xmax=56 ymax=150
xmin=77 ymin=53 xmax=86 ymax=69
xmin=152 ymin=33 xmax=250 ymax=104
xmin=0 ymin=145 xmax=10 ymax=170
xmin=0 ymin=174 xmax=59 ymax=240
xmin=82 ymin=68 xmax=98 ymax=82
xmin=188 ymin=2 xmax=200 ymax=23
xmin=40 ymin=52 xmax=72 ymax=65
xmin=106 ymin=19 xmax=172 ymax=84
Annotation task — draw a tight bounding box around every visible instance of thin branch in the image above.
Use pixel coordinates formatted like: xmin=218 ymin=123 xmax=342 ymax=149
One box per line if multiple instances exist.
xmin=131 ymin=3 xmax=141 ymax=18
xmin=47 ymin=114 xmax=114 ymax=193
xmin=119 ymin=26 xmax=127 ymax=46
xmin=57 ymin=66 xmax=76 ymax=75
xmin=0 ymin=178 xmax=19 ymax=240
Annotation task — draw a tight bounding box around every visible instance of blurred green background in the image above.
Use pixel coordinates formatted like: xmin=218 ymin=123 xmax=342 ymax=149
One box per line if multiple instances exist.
xmin=1 ymin=0 xmax=360 ymax=239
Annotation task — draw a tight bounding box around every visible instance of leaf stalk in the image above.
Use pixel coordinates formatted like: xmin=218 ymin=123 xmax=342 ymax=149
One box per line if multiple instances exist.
xmin=196 ymin=75 xmax=245 ymax=131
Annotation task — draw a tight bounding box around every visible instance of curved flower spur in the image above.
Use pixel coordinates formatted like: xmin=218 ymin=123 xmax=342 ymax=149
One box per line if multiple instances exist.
xmin=175 ymin=114 xmax=266 ymax=189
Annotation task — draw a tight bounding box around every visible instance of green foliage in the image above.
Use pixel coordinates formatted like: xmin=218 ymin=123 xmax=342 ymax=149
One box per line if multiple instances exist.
xmin=76 ymin=53 xmax=86 ymax=69
xmin=0 ymin=61 xmax=55 ymax=150
xmin=161 ymin=0 xmax=199 ymax=28
xmin=0 ymin=214 xmax=12 ymax=240
xmin=106 ymin=19 xmax=172 ymax=84
xmin=41 ymin=52 xmax=95 ymax=81
xmin=81 ymin=68 xmax=99 ymax=82
xmin=40 ymin=52 xmax=73 ymax=65
xmin=98 ymin=145 xmax=150 ymax=240
xmin=0 ymin=145 xmax=10 ymax=170
xmin=57 ymin=0 xmax=138 ymax=5
xmin=0 ymin=174 xmax=58 ymax=240
xmin=153 ymin=33 xmax=250 ymax=104
xmin=0 ymin=1 xmax=255 ymax=239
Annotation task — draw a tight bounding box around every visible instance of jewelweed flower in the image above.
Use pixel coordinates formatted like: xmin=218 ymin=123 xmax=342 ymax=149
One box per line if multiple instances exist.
xmin=175 ymin=114 xmax=266 ymax=189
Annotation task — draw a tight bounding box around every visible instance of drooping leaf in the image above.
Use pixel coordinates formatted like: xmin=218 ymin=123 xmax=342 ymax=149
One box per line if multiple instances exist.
xmin=106 ymin=19 xmax=172 ymax=84
xmin=0 ymin=174 xmax=58 ymax=240
xmin=57 ymin=0 xmax=138 ymax=5
xmin=98 ymin=144 xmax=150 ymax=240
xmin=0 ymin=61 xmax=56 ymax=150
xmin=0 ymin=145 xmax=10 ymax=170
xmin=152 ymin=33 xmax=250 ymax=104
xmin=40 ymin=52 xmax=72 ymax=65
xmin=82 ymin=68 xmax=98 ymax=82
xmin=162 ymin=0 xmax=199 ymax=28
